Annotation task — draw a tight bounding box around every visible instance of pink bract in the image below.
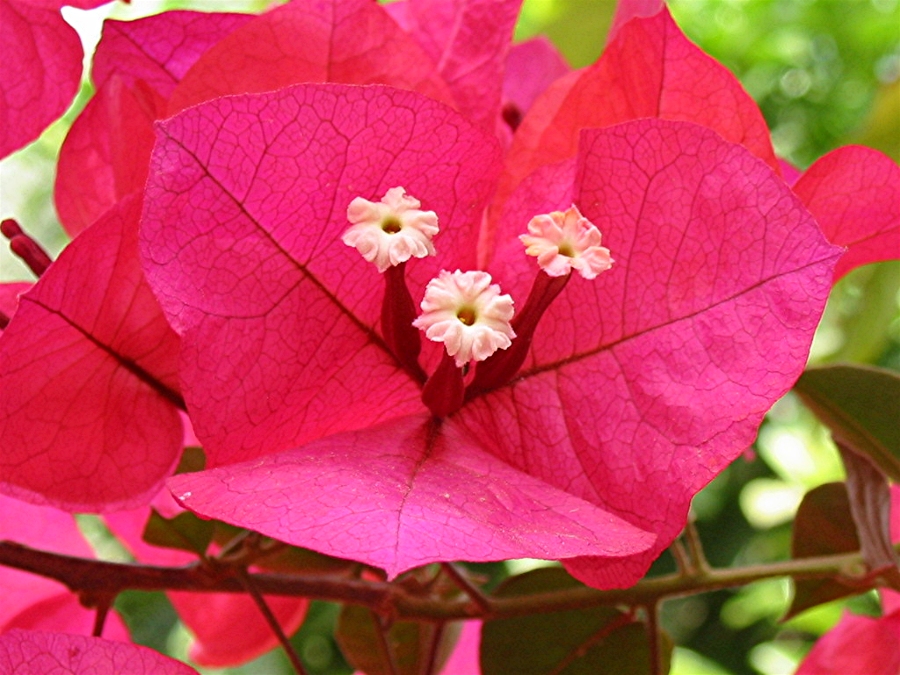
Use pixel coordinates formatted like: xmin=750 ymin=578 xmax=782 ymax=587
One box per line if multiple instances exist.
xmin=471 ymin=119 xmax=840 ymax=587
xmin=794 ymin=486 xmax=900 ymax=675
xmin=53 ymin=10 xmax=252 ymax=236
xmin=166 ymin=0 xmax=454 ymax=115
xmin=501 ymin=36 xmax=570 ymax=125
xmin=0 ymin=494 xmax=129 ymax=639
xmin=795 ymin=610 xmax=900 ymax=675
xmin=609 ymin=0 xmax=665 ymax=40
xmin=1 ymin=0 xmax=879 ymax=591
xmin=0 ymin=0 xmax=107 ymax=158
xmin=488 ymin=6 xmax=779 ymax=243
xmin=438 ymin=621 xmax=481 ymax=675
xmin=91 ymin=10 xmax=253 ymax=100
xmin=0 ymin=196 xmax=183 ymax=511
xmin=141 ymin=79 xmax=838 ymax=586
xmin=0 ymin=282 xmax=31 ymax=325
xmin=0 ymin=629 xmax=198 ymax=675
xmin=792 ymin=145 xmax=900 ymax=281
xmin=55 ymin=78 xmax=164 ymax=237
xmin=393 ymin=0 xmax=524 ymax=132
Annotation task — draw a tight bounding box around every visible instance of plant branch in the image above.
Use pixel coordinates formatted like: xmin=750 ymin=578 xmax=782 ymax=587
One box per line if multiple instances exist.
xmin=682 ymin=516 xmax=710 ymax=573
xmin=233 ymin=566 xmax=308 ymax=675
xmin=669 ymin=538 xmax=693 ymax=575
xmin=3 ymin=539 xmax=897 ymax=622
xmin=644 ymin=602 xmax=662 ymax=675
xmin=374 ymin=614 xmax=400 ymax=675
xmin=423 ymin=622 xmax=446 ymax=675
xmin=440 ymin=562 xmax=491 ymax=612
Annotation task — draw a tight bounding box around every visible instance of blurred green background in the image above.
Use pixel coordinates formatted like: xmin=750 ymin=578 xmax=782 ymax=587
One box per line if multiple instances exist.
xmin=1 ymin=1 xmax=898 ymax=674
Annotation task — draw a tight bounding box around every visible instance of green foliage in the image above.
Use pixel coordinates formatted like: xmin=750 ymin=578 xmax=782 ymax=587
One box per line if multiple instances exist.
xmin=795 ymin=365 xmax=900 ymax=483
xmin=788 ymin=483 xmax=866 ymax=618
xmin=669 ymin=0 xmax=900 ymax=166
xmin=481 ymin=567 xmax=670 ymax=675
xmin=142 ymin=511 xmax=215 ymax=557
xmin=335 ymin=606 xmax=459 ymax=675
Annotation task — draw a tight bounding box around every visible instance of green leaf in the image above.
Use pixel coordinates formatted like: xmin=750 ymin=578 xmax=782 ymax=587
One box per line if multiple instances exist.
xmin=786 ymin=483 xmax=870 ymax=619
xmin=794 ymin=364 xmax=900 ymax=482
xmin=255 ymin=544 xmax=358 ymax=576
xmin=481 ymin=567 xmax=670 ymax=675
xmin=334 ymin=605 xmax=460 ymax=675
xmin=141 ymin=509 xmax=214 ymax=556
xmin=516 ymin=0 xmax=617 ymax=67
xmin=174 ymin=445 xmax=206 ymax=474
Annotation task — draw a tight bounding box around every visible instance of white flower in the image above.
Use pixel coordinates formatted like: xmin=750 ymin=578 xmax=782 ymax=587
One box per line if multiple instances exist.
xmin=342 ymin=187 xmax=439 ymax=272
xmin=519 ymin=204 xmax=612 ymax=279
xmin=413 ymin=270 xmax=515 ymax=367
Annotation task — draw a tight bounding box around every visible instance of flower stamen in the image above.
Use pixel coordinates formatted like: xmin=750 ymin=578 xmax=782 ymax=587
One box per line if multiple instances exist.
xmin=456 ymin=307 xmax=477 ymax=326
xmin=381 ymin=216 xmax=402 ymax=234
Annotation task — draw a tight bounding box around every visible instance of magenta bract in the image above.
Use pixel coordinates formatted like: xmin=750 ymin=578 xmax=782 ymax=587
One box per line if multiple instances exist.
xmin=0 ymin=0 xmax=106 ymax=158
xmin=55 ymin=78 xmax=164 ymax=237
xmin=0 ymin=196 xmax=183 ymax=511
xmin=141 ymin=75 xmax=838 ymax=584
xmin=0 ymin=494 xmax=129 ymax=638
xmin=91 ymin=10 xmax=253 ymax=100
xmin=793 ymin=145 xmax=900 ymax=281
xmin=477 ymin=119 xmax=841 ymax=586
xmin=166 ymin=0 xmax=454 ymax=115
xmin=395 ymin=0 xmax=524 ymax=132
xmin=1 ymin=0 xmax=878 ymax=591
xmin=489 ymin=6 xmax=780 ymax=241
xmin=795 ymin=486 xmax=900 ymax=675
xmin=0 ymin=630 xmax=198 ymax=675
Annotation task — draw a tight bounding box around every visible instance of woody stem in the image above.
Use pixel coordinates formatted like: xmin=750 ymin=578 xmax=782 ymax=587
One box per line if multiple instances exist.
xmin=3 ymin=540 xmax=898 ymax=622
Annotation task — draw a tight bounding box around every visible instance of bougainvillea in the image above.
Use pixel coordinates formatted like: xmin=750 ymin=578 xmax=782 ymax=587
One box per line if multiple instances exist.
xmin=0 ymin=629 xmax=199 ymax=675
xmin=138 ymin=78 xmax=839 ymax=587
xmin=0 ymin=0 xmax=897 ymax=672
xmin=0 ymin=0 xmax=109 ymax=157
xmin=0 ymin=195 xmax=183 ymax=511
